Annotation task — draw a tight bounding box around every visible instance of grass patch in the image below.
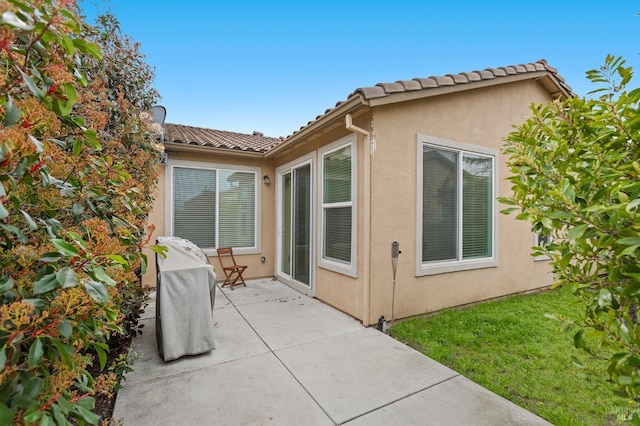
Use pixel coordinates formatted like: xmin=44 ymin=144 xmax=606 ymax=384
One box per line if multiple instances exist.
xmin=389 ymin=289 xmax=631 ymax=425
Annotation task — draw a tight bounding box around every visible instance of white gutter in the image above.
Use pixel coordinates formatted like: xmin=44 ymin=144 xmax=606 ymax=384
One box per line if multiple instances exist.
xmin=345 ymin=113 xmax=372 ymax=326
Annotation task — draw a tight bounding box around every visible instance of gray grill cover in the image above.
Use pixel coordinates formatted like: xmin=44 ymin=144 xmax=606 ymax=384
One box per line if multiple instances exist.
xmin=156 ymin=237 xmax=216 ymax=361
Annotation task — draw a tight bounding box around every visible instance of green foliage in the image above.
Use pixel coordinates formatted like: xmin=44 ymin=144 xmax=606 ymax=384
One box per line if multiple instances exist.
xmin=81 ymin=10 xmax=161 ymax=135
xmin=501 ymin=55 xmax=640 ymax=423
xmin=0 ymin=0 xmax=161 ymax=423
xmin=108 ymin=349 xmax=138 ymax=394
xmin=391 ymin=290 xmax=625 ymax=425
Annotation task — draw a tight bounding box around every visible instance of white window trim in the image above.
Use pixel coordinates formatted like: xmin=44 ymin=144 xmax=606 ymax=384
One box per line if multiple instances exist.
xmin=415 ymin=134 xmax=499 ymax=276
xmin=533 ymin=233 xmax=552 ymax=261
xmin=318 ymin=134 xmax=357 ymax=278
xmin=165 ymin=159 xmax=262 ymax=256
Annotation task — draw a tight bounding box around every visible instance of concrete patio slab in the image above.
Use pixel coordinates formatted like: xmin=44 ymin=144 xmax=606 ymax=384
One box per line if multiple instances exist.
xmin=222 ymin=277 xmax=302 ymax=306
xmin=138 ymin=291 xmax=156 ymax=320
xmin=113 ymin=279 xmax=552 ymax=425
xmin=213 ymin=286 xmax=233 ymax=310
xmin=122 ymin=295 xmax=269 ymax=386
xmin=343 ymin=375 xmax=552 ymax=425
xmin=236 ymin=294 xmax=363 ymax=350
xmin=113 ymin=352 xmax=333 ymax=426
xmin=276 ymin=328 xmax=458 ymax=424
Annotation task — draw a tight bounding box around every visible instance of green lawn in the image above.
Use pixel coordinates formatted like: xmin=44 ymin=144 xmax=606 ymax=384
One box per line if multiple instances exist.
xmin=389 ymin=289 xmax=632 ymax=426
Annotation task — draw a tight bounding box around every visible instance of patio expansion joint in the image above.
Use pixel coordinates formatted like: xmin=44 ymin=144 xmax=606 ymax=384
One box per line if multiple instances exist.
xmin=336 ymin=373 xmax=462 ymax=425
xmin=223 ymin=288 xmax=340 ymax=425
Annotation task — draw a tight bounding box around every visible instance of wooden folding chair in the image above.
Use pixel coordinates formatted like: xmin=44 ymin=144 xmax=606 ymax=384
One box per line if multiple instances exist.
xmin=216 ymin=247 xmax=247 ymax=290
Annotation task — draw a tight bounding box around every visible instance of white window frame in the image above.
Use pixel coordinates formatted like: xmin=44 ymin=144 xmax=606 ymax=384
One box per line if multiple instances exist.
xmin=165 ymin=159 xmax=261 ymax=256
xmin=318 ymin=135 xmax=357 ymax=277
xmin=416 ymin=134 xmax=498 ymax=276
xmin=533 ymin=233 xmax=552 ymax=261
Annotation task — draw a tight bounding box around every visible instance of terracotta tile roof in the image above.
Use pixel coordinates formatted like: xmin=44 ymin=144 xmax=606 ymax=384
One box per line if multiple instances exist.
xmin=163 ymin=123 xmax=281 ymax=153
xmin=288 ymin=59 xmax=572 ymax=139
xmin=350 ymin=59 xmax=571 ymax=101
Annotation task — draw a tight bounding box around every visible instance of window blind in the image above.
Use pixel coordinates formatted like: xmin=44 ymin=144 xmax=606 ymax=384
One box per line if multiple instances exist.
xmin=172 ymin=166 xmax=256 ymax=250
xmin=324 ymin=145 xmax=351 ymax=204
xmin=218 ymin=170 xmax=256 ymax=248
xmin=422 ymin=146 xmax=493 ymax=263
xmin=422 ymin=147 xmax=457 ymax=262
xmin=173 ymin=167 xmax=216 ymax=249
xmin=324 ymin=207 xmax=352 ymax=262
xmin=323 ymin=145 xmax=352 ymax=263
xmin=462 ymin=154 xmax=492 ymax=259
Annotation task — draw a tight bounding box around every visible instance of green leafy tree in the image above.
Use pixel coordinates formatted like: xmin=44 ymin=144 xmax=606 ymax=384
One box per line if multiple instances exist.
xmin=501 ymin=55 xmax=640 ymax=423
xmin=0 ymin=0 xmax=161 ymax=423
xmin=81 ymin=10 xmax=160 ymax=133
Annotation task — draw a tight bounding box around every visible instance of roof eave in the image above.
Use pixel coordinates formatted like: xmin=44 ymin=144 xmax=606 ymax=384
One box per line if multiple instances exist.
xmin=163 ymin=141 xmax=266 ymax=158
xmin=366 ymin=71 xmax=571 ymax=107
xmin=535 ymin=73 xmax=573 ymax=100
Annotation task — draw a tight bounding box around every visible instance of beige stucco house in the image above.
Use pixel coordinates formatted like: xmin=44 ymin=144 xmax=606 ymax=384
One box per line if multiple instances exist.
xmin=145 ymin=59 xmax=572 ymax=326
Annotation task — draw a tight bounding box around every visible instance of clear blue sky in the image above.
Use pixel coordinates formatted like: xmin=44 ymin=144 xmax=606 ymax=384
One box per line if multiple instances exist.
xmin=79 ymin=1 xmax=639 ymax=138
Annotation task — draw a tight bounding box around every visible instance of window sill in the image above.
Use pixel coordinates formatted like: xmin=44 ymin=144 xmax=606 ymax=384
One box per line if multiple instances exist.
xmin=318 ymin=259 xmax=357 ymax=278
xmin=416 ymin=258 xmax=498 ymax=276
xmin=202 ymin=247 xmax=261 ymax=257
xmin=533 ymin=255 xmax=551 ymax=262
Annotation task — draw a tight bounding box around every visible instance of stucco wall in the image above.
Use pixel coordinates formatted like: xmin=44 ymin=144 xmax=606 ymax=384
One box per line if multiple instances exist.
xmin=141 ymin=165 xmax=165 ymax=287
xmin=365 ymin=79 xmax=556 ymax=324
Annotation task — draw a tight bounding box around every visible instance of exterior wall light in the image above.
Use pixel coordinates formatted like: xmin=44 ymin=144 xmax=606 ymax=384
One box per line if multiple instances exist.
xmin=159 ymin=152 xmax=168 ymax=166
xmin=263 ymin=175 xmax=271 ymax=185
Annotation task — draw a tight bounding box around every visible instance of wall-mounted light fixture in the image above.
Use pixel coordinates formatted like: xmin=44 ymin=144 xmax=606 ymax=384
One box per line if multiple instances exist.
xmin=263 ymin=175 xmax=271 ymax=185
xmin=151 ymin=105 xmax=167 ymax=165
xmin=159 ymin=152 xmax=168 ymax=166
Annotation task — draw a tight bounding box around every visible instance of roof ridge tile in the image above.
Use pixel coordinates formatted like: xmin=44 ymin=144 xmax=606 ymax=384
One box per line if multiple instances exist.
xmin=397 ymin=80 xmax=422 ymax=91
xmin=488 ymin=68 xmax=508 ymax=77
xmin=460 ymin=72 xmax=482 ymax=82
xmin=413 ymin=77 xmax=439 ymax=89
xmin=376 ymin=82 xmax=405 ymax=93
xmin=499 ymin=66 xmax=517 ymax=75
xmin=447 ymin=73 xmax=469 ymax=84
xmin=430 ymin=75 xmax=455 ymax=86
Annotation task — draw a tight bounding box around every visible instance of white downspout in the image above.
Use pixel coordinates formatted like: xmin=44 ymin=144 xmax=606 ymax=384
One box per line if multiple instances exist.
xmin=346 ymin=114 xmax=372 ymax=326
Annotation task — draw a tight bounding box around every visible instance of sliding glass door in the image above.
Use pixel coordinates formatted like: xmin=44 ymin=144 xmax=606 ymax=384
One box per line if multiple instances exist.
xmin=278 ymin=162 xmax=312 ymax=289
